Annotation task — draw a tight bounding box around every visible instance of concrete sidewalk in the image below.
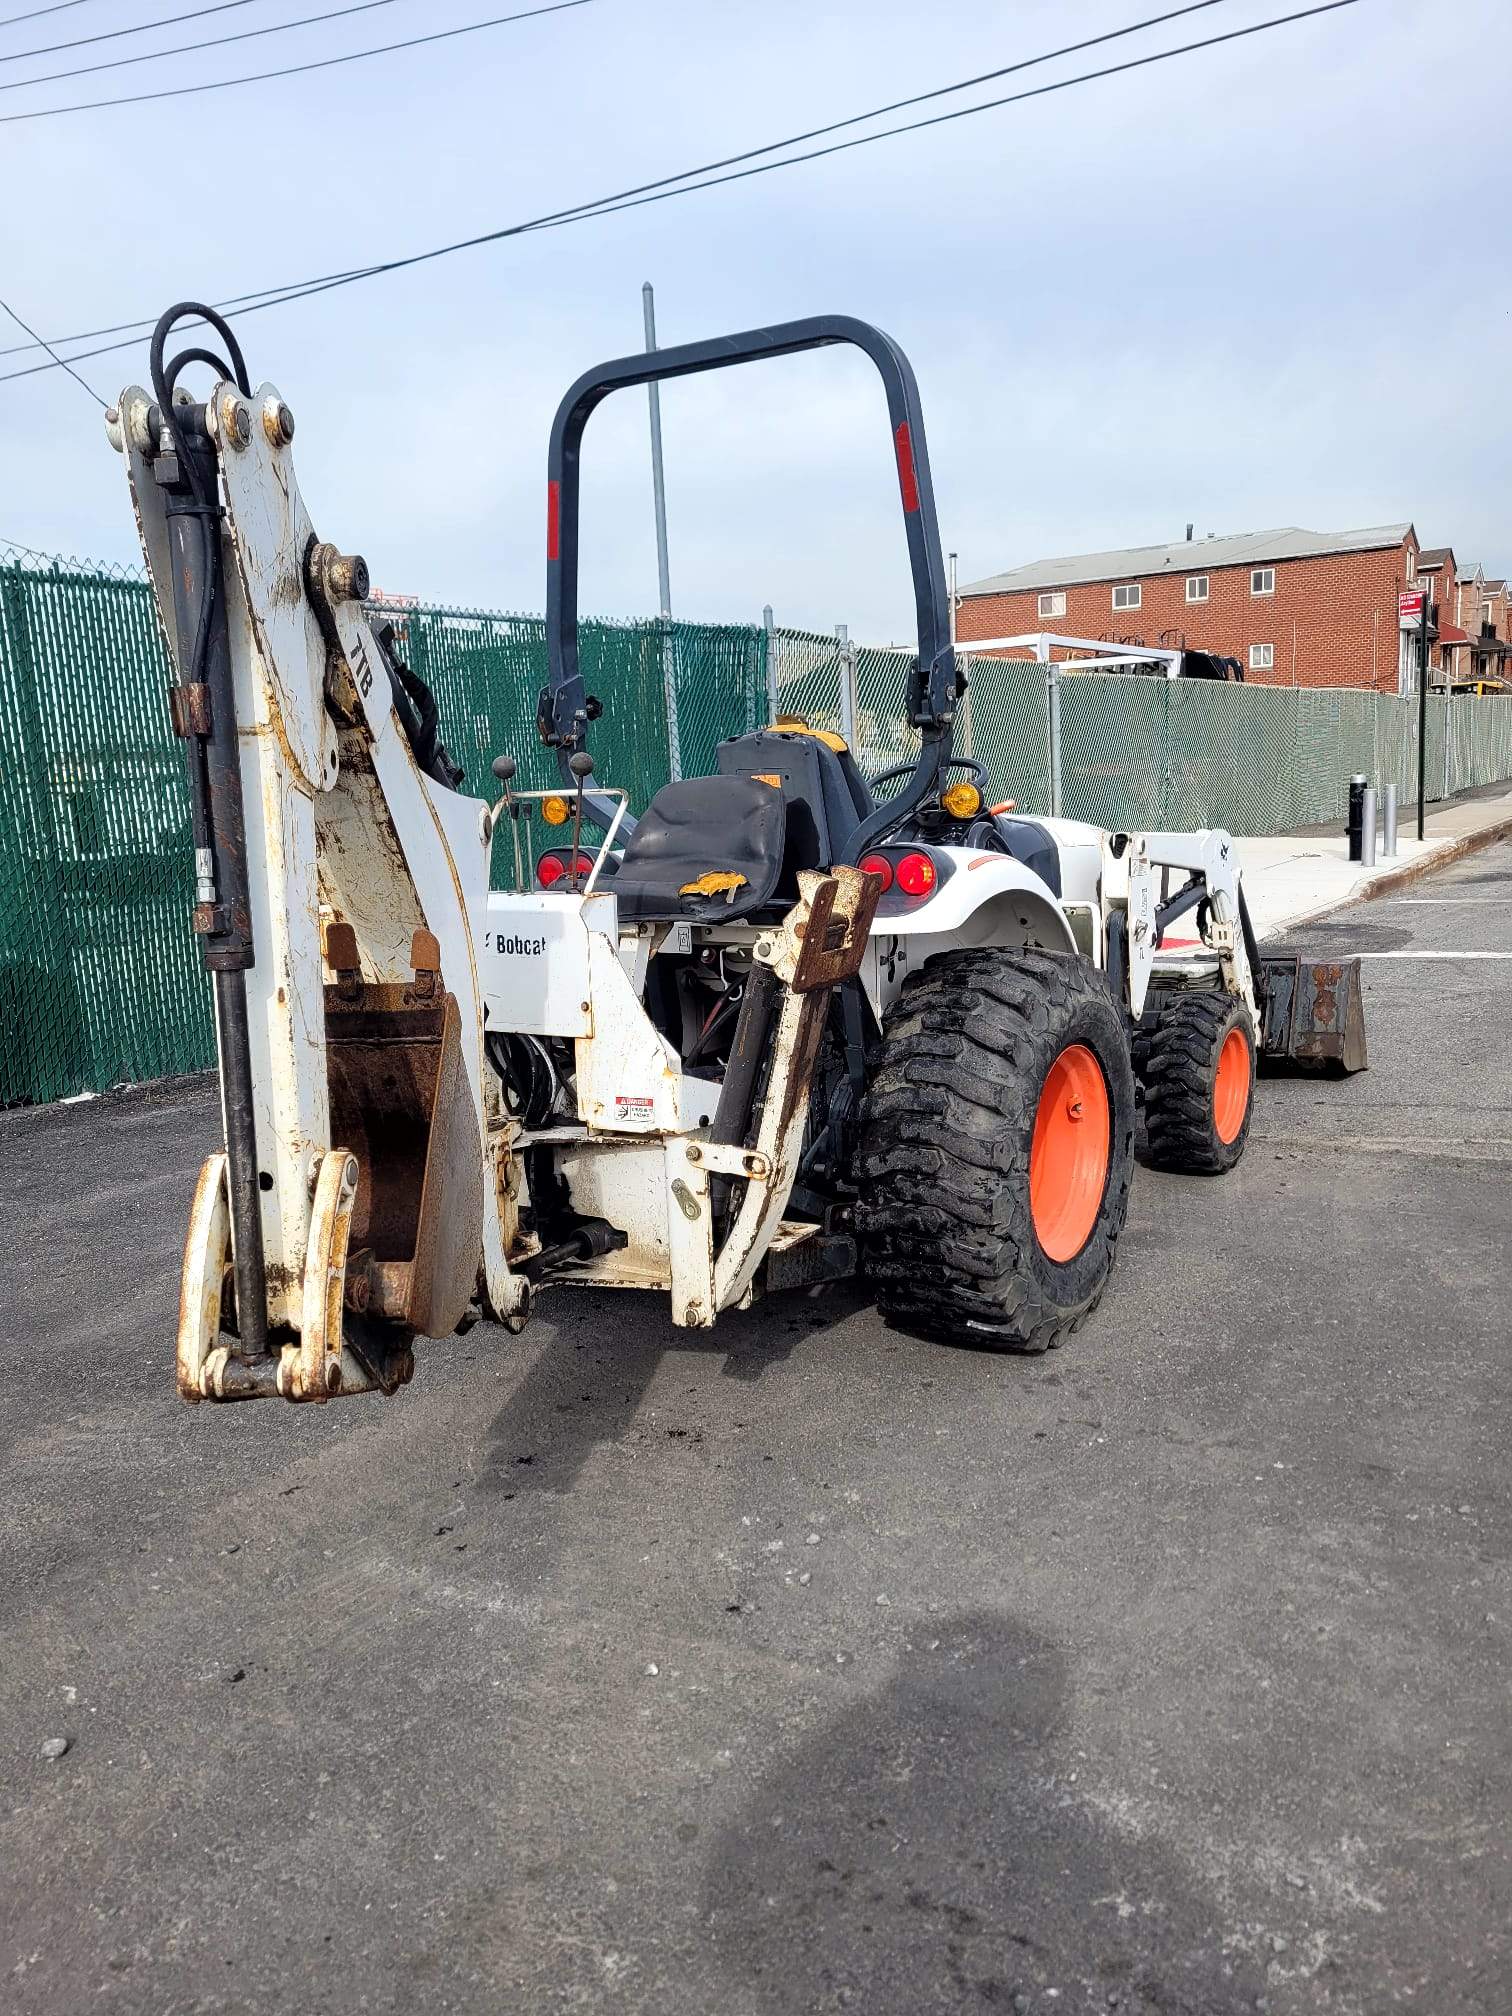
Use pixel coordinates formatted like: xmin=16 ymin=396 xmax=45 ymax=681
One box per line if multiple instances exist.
xmin=1236 ymin=782 xmax=1512 ymax=939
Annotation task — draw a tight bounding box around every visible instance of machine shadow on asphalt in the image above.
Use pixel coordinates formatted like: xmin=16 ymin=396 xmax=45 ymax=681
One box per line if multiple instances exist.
xmin=475 ymin=1283 xmax=875 ymax=1495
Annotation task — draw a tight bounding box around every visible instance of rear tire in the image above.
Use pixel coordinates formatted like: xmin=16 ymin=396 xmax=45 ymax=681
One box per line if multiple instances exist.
xmin=1137 ymin=990 xmax=1255 ymax=1174
xmin=855 ymin=948 xmax=1136 ymax=1353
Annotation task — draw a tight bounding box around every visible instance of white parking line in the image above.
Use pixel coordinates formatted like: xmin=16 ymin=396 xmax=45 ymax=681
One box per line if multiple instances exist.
xmin=1395 ymin=897 xmax=1512 ymax=904
xmin=1353 ymin=950 xmax=1512 ymax=959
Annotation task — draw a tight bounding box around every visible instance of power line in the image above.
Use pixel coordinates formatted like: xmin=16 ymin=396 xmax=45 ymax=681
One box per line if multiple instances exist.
xmin=0 ymin=0 xmax=1362 ymax=390
xmin=531 ymin=0 xmax=1364 ymax=238
xmin=0 ymin=290 xmax=104 ymax=404
xmin=0 ymin=268 xmax=374 ymax=358
xmin=0 ymin=0 xmax=1252 ymax=357
xmin=0 ymin=0 xmax=593 ymax=119
xmin=0 ymin=0 xmax=265 ymax=65
xmin=0 ymin=1 xmax=97 ymax=30
xmin=0 ymin=0 xmax=403 ymax=95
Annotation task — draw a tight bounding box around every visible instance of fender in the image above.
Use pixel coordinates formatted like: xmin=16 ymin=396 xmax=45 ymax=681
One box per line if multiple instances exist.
xmin=860 ymin=849 xmax=1076 ymax=1023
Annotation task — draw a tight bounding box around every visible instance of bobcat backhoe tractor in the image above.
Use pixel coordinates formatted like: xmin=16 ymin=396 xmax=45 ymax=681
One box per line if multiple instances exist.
xmin=110 ymin=302 xmax=1365 ymax=1405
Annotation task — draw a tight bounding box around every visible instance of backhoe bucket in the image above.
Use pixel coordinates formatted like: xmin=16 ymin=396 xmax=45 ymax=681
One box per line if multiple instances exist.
xmin=1257 ymin=954 xmax=1368 ymax=1073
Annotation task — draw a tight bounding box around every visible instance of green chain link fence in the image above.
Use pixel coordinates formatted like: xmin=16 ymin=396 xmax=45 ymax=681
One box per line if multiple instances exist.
xmin=0 ymin=552 xmax=768 ymax=1108
xmin=1058 ymin=670 xmax=1462 ymax=833
xmin=0 ymin=555 xmax=212 ymax=1107
xmin=5 ymin=546 xmax=1512 ymax=1108
xmin=394 ymin=606 xmax=766 ymax=829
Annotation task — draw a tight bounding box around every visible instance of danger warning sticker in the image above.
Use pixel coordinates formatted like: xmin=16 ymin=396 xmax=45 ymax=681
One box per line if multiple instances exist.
xmin=613 ymin=1094 xmax=655 ymax=1122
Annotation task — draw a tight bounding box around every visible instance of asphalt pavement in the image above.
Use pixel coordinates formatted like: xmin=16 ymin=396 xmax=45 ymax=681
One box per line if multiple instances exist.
xmin=3 ymin=842 xmax=1510 ymax=2016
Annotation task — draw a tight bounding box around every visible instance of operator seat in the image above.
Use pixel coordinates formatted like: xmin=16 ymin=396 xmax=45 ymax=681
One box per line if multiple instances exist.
xmin=604 ymin=720 xmax=874 ymax=926
xmin=606 ymin=774 xmax=786 ymax=925
xmin=715 ymin=721 xmax=875 ymax=896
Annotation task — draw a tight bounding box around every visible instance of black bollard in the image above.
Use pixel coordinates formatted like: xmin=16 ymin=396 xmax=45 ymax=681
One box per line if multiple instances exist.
xmin=1347 ymin=774 xmax=1368 ymax=863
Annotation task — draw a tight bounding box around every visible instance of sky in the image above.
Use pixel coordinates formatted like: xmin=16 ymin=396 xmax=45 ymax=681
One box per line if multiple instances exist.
xmin=0 ymin=0 xmax=1508 ymax=645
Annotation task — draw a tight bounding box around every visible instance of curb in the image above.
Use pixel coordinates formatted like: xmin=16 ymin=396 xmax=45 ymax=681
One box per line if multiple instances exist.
xmin=1258 ymin=810 xmax=1512 ymax=940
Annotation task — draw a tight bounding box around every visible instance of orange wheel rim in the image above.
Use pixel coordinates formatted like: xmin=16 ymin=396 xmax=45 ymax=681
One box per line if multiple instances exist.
xmin=1213 ymin=1026 xmax=1250 ymax=1144
xmin=1029 ymin=1043 xmax=1111 ymax=1263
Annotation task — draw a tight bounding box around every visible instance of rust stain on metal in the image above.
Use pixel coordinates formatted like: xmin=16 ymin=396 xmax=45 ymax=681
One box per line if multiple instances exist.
xmin=325 ymin=982 xmax=482 ymax=1343
xmin=168 ymin=682 xmax=213 ymax=739
xmin=323 ymin=919 xmax=361 ymax=971
xmin=774 ymin=993 xmax=829 ymax=1137
xmin=258 ymin=680 xmax=318 ymax=797
xmin=790 ymin=867 xmax=881 ymax=993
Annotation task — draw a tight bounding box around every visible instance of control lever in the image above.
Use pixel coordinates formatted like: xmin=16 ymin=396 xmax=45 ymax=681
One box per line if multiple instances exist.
xmin=567 ymin=750 xmax=595 ymax=892
xmin=490 ymin=753 xmax=525 ymax=888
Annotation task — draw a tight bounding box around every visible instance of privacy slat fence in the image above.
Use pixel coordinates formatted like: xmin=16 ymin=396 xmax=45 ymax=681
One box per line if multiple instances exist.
xmin=4 ymin=547 xmax=1509 ymax=1107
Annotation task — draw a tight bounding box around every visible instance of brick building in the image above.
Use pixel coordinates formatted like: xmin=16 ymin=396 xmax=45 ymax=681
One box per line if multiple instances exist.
xmin=957 ymin=524 xmax=1433 ymax=692
xmin=1428 ymin=552 xmax=1512 ymax=688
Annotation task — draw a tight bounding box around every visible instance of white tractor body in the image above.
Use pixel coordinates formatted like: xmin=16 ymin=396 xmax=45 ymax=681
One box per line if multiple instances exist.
xmin=112 ymin=304 xmax=1341 ymax=1406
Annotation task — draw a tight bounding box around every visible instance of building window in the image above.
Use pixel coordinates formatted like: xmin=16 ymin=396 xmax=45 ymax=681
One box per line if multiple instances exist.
xmin=1251 ymin=567 xmax=1275 ymax=596
xmin=1112 ymin=583 xmax=1141 ymax=611
xmin=1185 ymin=575 xmax=1209 ymax=603
xmin=1037 ymin=590 xmax=1066 ymax=619
xmin=1405 ymin=550 xmax=1415 ymax=582
xmin=1249 ymin=643 xmax=1275 ymax=671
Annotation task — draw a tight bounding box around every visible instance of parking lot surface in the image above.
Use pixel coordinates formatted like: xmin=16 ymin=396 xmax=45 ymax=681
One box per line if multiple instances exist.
xmin=3 ymin=843 xmax=1509 ymax=2015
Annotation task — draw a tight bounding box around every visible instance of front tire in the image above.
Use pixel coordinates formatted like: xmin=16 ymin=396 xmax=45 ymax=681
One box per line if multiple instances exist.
xmin=855 ymin=948 xmax=1136 ymax=1353
xmin=1137 ymin=990 xmax=1255 ymax=1174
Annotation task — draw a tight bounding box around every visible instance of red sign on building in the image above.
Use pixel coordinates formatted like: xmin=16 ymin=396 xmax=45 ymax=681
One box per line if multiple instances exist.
xmin=1398 ymin=590 xmax=1425 ymax=620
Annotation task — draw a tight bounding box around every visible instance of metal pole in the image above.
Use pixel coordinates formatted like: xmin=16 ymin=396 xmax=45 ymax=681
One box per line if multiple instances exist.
xmin=949 ymin=549 xmax=973 ymax=762
xmin=1444 ymin=685 xmax=1453 ymax=802
xmin=643 ymin=282 xmax=672 ymax=620
xmin=642 ymin=282 xmax=681 ymax=780
xmin=1036 ymin=635 xmax=1062 ymax=818
xmin=836 ymin=622 xmax=859 ymax=750
xmin=1383 ymin=781 xmax=1398 ymax=857
xmin=762 ymin=603 xmax=778 ymax=722
xmin=1416 ymin=582 xmax=1430 ymax=840
xmin=1360 ymin=782 xmax=1377 ymax=868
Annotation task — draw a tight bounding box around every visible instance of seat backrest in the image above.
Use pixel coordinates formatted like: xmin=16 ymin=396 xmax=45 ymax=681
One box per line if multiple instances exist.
xmin=611 ymin=773 xmax=786 ymax=924
xmin=715 ymin=729 xmax=875 ymax=890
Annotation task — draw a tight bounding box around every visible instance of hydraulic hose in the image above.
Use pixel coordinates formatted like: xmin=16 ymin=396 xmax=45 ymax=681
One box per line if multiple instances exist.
xmin=150 ymin=303 xmax=267 ymax=1361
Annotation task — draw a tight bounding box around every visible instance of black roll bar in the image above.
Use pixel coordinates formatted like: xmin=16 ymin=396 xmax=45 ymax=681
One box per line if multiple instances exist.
xmin=538 ymin=314 xmax=958 ymax=858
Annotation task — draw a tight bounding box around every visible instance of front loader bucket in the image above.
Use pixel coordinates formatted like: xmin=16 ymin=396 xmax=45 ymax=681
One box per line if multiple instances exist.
xmin=1257 ymin=954 xmax=1368 ymax=1074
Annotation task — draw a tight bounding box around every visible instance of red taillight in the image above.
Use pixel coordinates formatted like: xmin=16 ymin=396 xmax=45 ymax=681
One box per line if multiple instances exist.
xmin=895 ymin=850 xmax=936 ymax=898
xmin=537 ymin=852 xmax=593 ymax=888
xmin=546 ymin=478 xmax=561 ymax=562
xmin=859 ymin=851 xmax=894 ymax=892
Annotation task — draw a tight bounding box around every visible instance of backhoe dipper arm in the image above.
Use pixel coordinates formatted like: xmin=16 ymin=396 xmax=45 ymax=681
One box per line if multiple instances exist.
xmin=539 ymin=314 xmax=958 ymax=857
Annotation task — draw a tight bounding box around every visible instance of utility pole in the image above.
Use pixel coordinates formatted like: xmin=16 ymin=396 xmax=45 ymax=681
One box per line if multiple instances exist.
xmin=642 ymin=282 xmax=672 ymax=621
xmin=835 ymin=622 xmax=858 ymax=751
xmin=641 ymin=283 xmax=679 ymax=777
